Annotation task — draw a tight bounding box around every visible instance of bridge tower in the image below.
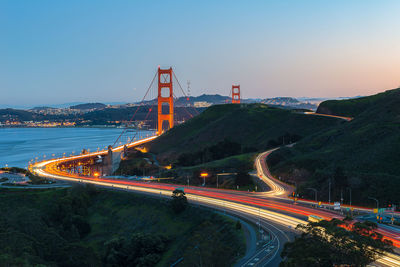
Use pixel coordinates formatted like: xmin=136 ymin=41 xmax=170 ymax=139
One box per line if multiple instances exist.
xmin=232 ymin=85 xmax=240 ymax=104
xmin=157 ymin=67 xmax=174 ymax=135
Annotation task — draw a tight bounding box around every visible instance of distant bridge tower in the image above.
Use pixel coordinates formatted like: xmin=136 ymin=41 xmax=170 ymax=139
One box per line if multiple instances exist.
xmin=157 ymin=67 xmax=174 ymax=135
xmin=232 ymin=85 xmax=241 ymax=104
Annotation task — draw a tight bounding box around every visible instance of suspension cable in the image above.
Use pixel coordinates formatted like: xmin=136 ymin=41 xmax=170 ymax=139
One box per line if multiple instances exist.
xmin=112 ymin=70 xmax=157 ymax=147
xmin=173 ymin=92 xmax=194 ymax=119
xmin=172 ymin=70 xmax=200 ymax=115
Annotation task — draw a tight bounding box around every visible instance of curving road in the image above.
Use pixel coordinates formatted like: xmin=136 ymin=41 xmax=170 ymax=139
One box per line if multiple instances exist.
xmin=31 ymin=133 xmax=400 ymax=266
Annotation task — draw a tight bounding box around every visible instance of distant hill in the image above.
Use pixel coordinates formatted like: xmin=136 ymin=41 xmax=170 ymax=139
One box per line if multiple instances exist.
xmin=148 ymin=103 xmax=341 ymax=163
xmin=139 ymin=94 xmax=231 ymax=107
xmin=30 ymin=106 xmax=55 ymax=111
xmin=0 ymin=108 xmax=38 ymax=121
xmin=263 ymin=97 xmax=317 ymax=110
xmin=187 ymin=94 xmax=230 ymax=103
xmin=80 ymin=105 xmax=203 ymax=127
xmin=316 ymin=89 xmax=396 ymax=117
xmin=268 ymin=88 xmax=400 ymax=205
xmin=70 ymin=103 xmax=106 ymax=110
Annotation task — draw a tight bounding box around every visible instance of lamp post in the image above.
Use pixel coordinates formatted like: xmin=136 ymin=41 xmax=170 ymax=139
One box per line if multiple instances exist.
xmin=328 ymin=179 xmax=332 ymax=204
xmin=216 ymin=174 xmax=221 ymax=188
xmin=200 ymin=172 xmax=208 ymax=186
xmin=307 ymin=187 xmax=318 ymax=202
xmin=347 ymin=188 xmax=352 ymax=207
xmin=347 ymin=187 xmax=353 ymax=217
xmin=368 ymin=196 xmax=379 ymax=210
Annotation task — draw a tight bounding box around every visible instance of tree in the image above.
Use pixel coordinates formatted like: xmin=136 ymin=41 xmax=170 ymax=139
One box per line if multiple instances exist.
xmin=170 ymin=189 xmax=188 ymax=214
xmin=235 ymin=220 xmax=242 ymax=230
xmin=103 ymin=234 xmax=167 ymax=266
xmin=280 ymin=219 xmax=392 ymax=267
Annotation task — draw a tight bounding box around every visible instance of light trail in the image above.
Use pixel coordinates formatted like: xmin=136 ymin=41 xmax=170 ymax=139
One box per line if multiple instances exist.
xmin=34 ymin=164 xmax=305 ymax=228
xmin=31 ymin=136 xmax=400 ymax=266
xmin=303 ymin=111 xmax=353 ymax=121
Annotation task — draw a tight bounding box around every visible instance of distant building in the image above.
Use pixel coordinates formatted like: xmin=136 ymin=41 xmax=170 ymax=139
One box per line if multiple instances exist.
xmin=194 ymin=101 xmax=212 ymax=108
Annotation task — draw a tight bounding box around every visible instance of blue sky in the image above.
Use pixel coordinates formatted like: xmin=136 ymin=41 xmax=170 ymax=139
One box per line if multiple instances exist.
xmin=1 ymin=0 xmax=400 ymax=106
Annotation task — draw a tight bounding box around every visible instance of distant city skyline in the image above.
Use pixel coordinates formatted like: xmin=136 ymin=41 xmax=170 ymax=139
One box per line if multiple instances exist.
xmin=1 ymin=0 xmax=400 ymax=106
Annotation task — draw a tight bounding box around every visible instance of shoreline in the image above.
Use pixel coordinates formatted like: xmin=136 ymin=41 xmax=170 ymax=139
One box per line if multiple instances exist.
xmin=0 ymin=125 xmax=146 ymax=129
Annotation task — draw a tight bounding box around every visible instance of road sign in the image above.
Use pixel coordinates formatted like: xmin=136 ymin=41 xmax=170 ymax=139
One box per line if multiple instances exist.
xmin=334 ymin=202 xmax=341 ymax=210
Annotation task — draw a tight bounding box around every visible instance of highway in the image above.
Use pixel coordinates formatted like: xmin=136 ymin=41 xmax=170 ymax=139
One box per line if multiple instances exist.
xmin=254 ymin=148 xmax=400 ymax=266
xmin=303 ymin=111 xmax=353 ymax=121
xmin=31 ymin=136 xmax=400 ymax=266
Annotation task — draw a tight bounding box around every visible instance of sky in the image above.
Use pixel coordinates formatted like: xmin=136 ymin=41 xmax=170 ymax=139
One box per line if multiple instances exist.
xmin=1 ymin=0 xmax=400 ymax=107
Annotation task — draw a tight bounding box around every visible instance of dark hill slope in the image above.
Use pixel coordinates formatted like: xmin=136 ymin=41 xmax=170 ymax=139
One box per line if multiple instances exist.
xmin=149 ymin=104 xmax=342 ymax=162
xmin=268 ymin=88 xmax=400 ymax=205
xmin=316 ymin=88 xmax=400 ymax=117
xmin=70 ymin=103 xmax=106 ymax=110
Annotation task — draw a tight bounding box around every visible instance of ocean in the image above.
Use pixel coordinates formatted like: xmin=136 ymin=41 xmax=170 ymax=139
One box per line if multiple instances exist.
xmin=0 ymin=128 xmax=152 ymax=168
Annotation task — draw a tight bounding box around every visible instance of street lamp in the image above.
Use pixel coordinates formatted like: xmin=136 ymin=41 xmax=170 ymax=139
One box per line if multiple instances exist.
xmin=347 ymin=187 xmax=352 ymax=206
xmin=216 ymin=173 xmax=222 ymax=188
xmin=347 ymin=187 xmax=353 ymax=217
xmin=306 ymin=187 xmax=318 ymax=202
xmin=200 ymin=172 xmax=208 ymax=186
xmin=368 ymin=196 xmax=379 ymax=210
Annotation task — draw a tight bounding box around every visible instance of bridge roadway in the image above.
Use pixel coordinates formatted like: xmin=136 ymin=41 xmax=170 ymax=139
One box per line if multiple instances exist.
xmin=31 ymin=139 xmax=400 ymax=266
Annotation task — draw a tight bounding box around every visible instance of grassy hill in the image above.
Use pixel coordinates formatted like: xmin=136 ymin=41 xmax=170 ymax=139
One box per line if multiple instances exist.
xmin=316 ymin=88 xmax=400 ymax=117
xmin=268 ymin=88 xmax=400 ymax=206
xmin=149 ymin=103 xmax=342 ymax=163
xmin=0 ymin=186 xmax=244 ymax=266
xmin=70 ymin=102 xmax=106 ymax=110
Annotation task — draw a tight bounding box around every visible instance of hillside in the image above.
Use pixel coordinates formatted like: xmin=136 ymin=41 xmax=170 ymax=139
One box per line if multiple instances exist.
xmin=316 ymin=89 xmax=399 ymax=117
xmin=0 ymin=186 xmax=244 ymax=266
xmin=70 ymin=102 xmax=106 ymax=110
xmin=268 ymin=88 xmax=400 ymax=205
xmin=263 ymin=97 xmax=318 ymax=110
xmin=81 ymin=105 xmax=203 ymax=127
xmin=148 ymin=103 xmax=343 ymax=163
xmin=140 ymin=94 xmax=231 ymax=107
xmin=0 ymin=108 xmax=43 ymax=122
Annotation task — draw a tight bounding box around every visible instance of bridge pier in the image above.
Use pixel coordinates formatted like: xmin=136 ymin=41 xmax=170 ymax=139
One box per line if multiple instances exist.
xmin=102 ymin=146 xmax=123 ymax=176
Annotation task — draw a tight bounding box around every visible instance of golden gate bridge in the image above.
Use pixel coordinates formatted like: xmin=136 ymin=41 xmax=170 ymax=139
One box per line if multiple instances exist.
xmin=28 ymin=67 xmax=400 ymax=264
xmin=30 ymin=66 xmax=241 ymax=178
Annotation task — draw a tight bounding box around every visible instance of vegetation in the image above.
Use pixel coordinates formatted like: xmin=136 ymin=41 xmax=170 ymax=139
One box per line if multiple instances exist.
xmin=149 ymin=103 xmax=341 ymax=163
xmin=268 ymin=88 xmax=400 ymax=205
xmin=133 ymin=103 xmax=340 ymax=190
xmin=79 ymin=106 xmax=200 ymax=127
xmin=70 ymin=103 xmax=106 ymax=110
xmin=0 ymin=185 xmax=245 ymax=266
xmin=316 ymin=89 xmax=397 ymax=117
xmin=114 ymin=150 xmax=158 ymax=177
xmin=0 ymin=105 xmax=203 ymax=127
xmin=170 ymin=188 xmax=188 ymax=214
xmin=0 ymin=166 xmax=28 ymax=174
xmin=176 ymin=138 xmax=256 ymax=166
xmin=179 ymin=152 xmax=256 ymax=173
xmin=0 ymin=166 xmax=52 ymax=185
xmin=280 ymin=219 xmax=393 ymax=267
